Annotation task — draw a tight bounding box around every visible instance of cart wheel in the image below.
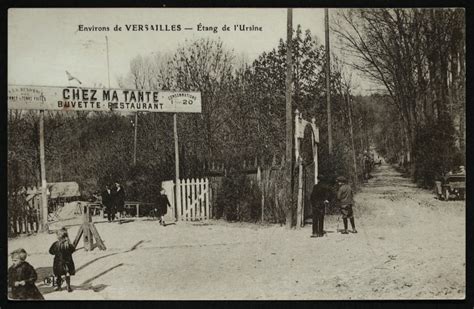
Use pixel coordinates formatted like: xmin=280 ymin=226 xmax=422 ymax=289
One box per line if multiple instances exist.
xmin=444 ymin=188 xmax=450 ymax=201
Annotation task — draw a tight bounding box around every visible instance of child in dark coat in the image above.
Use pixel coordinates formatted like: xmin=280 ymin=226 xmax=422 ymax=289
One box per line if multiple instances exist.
xmin=49 ymin=227 xmax=76 ymax=292
xmin=156 ymin=188 xmax=171 ymax=226
xmin=8 ymin=248 xmax=44 ymax=300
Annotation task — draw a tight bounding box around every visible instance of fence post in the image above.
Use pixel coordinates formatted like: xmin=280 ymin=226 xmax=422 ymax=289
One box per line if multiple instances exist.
xmin=191 ymin=178 xmax=196 ymax=221
xmin=258 ymin=166 xmax=264 ymax=223
xmin=205 ymin=178 xmax=210 ymax=220
xmin=209 ymin=182 xmax=213 ymax=219
xmin=184 ymin=179 xmax=189 ymax=221
xmin=199 ymin=178 xmax=203 ymax=220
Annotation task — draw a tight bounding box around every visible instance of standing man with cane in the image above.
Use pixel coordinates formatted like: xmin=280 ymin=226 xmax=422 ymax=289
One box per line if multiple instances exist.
xmin=310 ymin=175 xmax=332 ymax=238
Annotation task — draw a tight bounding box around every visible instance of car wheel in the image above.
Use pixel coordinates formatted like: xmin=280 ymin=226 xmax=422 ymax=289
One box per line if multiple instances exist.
xmin=444 ymin=188 xmax=450 ymax=201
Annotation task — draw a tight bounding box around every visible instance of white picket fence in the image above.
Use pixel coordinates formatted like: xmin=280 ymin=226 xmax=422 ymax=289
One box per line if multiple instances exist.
xmin=10 ymin=217 xmax=40 ymax=235
xmin=176 ymin=178 xmax=210 ymax=221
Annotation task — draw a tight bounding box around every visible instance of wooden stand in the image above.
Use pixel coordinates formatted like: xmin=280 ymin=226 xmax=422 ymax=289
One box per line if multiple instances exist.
xmin=73 ymin=204 xmax=106 ymax=251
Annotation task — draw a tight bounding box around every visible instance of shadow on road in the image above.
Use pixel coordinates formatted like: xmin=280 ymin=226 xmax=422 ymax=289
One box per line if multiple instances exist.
xmin=117 ymin=219 xmax=135 ymax=224
xmin=81 ymin=263 xmax=124 ymax=285
xmin=75 ymin=240 xmax=144 ymax=273
xmin=38 ymin=262 xmax=124 ymax=296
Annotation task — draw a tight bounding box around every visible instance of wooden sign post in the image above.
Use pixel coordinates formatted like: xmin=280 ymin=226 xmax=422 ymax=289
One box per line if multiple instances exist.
xmin=174 ymin=113 xmax=181 ymax=222
xmin=8 ymin=85 xmax=201 ymax=235
xmin=73 ymin=203 xmax=106 ymax=251
xmin=39 ymin=110 xmax=49 ymax=232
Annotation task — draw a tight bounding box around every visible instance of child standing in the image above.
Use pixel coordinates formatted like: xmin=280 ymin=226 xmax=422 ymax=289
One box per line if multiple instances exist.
xmin=49 ymin=227 xmax=76 ymax=292
xmin=336 ymin=176 xmax=357 ymax=234
xmin=8 ymin=248 xmax=44 ymax=300
xmin=156 ymin=188 xmax=171 ymax=226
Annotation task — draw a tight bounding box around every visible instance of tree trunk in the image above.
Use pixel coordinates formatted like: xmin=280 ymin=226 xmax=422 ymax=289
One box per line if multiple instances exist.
xmin=285 ymin=8 xmax=294 ymax=229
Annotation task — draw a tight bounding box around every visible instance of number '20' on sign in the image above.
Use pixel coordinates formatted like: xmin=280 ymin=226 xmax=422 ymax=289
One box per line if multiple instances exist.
xmin=182 ymin=99 xmax=193 ymax=105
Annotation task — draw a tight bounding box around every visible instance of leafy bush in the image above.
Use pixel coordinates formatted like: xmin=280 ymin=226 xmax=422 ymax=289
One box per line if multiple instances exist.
xmin=215 ymin=172 xmax=262 ymax=222
xmin=414 ymin=113 xmax=462 ymax=188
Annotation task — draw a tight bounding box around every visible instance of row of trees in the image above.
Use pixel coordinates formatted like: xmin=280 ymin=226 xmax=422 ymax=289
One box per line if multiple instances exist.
xmin=9 ymin=24 xmax=375 ymax=225
xmin=333 ymin=8 xmax=465 ymax=186
xmin=11 ymin=8 xmax=463 ymax=224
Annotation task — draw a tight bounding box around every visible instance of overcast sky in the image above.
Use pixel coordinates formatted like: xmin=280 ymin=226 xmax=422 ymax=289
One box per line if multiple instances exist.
xmin=8 ymin=8 xmax=373 ymax=93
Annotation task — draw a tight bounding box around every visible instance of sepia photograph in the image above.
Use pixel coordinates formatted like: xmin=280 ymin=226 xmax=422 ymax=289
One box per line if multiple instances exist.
xmin=7 ymin=7 xmax=466 ymax=300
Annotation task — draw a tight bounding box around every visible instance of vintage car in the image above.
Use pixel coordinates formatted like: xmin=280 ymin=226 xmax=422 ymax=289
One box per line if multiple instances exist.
xmin=435 ymin=168 xmax=465 ymax=201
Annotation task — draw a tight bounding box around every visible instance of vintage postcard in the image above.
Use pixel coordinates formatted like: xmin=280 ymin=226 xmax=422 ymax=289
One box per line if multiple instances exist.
xmin=7 ymin=8 xmax=465 ymax=300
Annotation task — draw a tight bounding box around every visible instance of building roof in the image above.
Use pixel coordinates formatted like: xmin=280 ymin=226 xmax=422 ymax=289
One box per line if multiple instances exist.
xmin=48 ymin=182 xmax=81 ymax=198
xmin=24 ymin=182 xmax=81 ymax=200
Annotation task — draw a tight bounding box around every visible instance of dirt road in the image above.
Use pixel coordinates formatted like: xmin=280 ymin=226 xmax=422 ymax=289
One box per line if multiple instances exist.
xmin=8 ymin=162 xmax=465 ymax=300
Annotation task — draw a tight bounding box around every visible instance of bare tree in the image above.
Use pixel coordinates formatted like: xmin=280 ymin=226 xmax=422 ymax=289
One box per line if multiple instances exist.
xmin=333 ymin=8 xmax=465 ymax=178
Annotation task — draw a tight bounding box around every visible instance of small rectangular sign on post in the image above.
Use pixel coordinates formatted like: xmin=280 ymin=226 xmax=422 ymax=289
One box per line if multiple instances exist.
xmin=8 ymin=85 xmax=202 ymax=113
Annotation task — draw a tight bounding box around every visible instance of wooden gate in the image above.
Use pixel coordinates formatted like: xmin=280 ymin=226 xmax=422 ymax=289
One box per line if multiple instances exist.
xmin=176 ymin=178 xmax=211 ymax=221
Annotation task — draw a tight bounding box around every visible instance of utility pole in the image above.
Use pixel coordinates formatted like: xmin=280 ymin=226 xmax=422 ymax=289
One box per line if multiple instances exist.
xmin=285 ymin=8 xmax=294 ymax=228
xmin=174 ymin=113 xmax=181 ymax=221
xmin=133 ymin=113 xmax=138 ymax=165
xmin=325 ymin=8 xmax=333 ymax=154
xmin=39 ymin=110 xmax=48 ymax=231
xmin=59 ymin=157 xmax=63 ymax=181
xmin=107 ymin=35 xmax=138 ymax=166
xmin=346 ymin=93 xmax=358 ymax=188
xmin=105 ymin=36 xmax=111 ymax=88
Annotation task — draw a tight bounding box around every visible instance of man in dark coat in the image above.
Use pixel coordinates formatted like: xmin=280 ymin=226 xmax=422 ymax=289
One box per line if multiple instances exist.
xmin=101 ymin=184 xmax=115 ymax=222
xmin=336 ymin=176 xmax=357 ymax=234
xmin=113 ymin=182 xmax=126 ymax=223
xmin=310 ymin=175 xmax=332 ymax=238
xmin=8 ymin=248 xmax=44 ymax=300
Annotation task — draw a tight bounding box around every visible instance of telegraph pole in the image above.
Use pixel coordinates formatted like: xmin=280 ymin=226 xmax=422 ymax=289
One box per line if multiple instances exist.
xmin=285 ymin=8 xmax=294 ymax=228
xmin=39 ymin=110 xmax=48 ymax=231
xmin=346 ymin=93 xmax=358 ymax=188
xmin=133 ymin=113 xmax=138 ymax=165
xmin=106 ymin=35 xmax=138 ymax=165
xmin=173 ymin=113 xmax=181 ymax=221
xmin=105 ymin=36 xmax=111 ymax=88
xmin=325 ymin=8 xmax=333 ymax=154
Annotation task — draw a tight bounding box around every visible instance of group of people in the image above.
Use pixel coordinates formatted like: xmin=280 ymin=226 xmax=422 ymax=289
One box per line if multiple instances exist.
xmin=9 ymin=176 xmax=358 ymax=299
xmin=362 ymin=151 xmax=381 ymax=181
xmin=310 ymin=175 xmax=357 ymax=238
xmin=9 ymin=183 xmax=173 ymax=300
xmin=9 ymin=227 xmax=76 ymax=299
xmin=101 ymin=182 xmax=126 ymax=223
xmin=101 ymin=182 xmax=170 ymax=225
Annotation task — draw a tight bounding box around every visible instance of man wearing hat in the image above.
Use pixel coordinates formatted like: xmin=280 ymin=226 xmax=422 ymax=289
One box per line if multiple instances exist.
xmin=336 ymin=176 xmax=357 ymax=234
xmin=113 ymin=182 xmax=126 ymax=223
xmin=101 ymin=184 xmax=115 ymax=222
xmin=310 ymin=175 xmax=332 ymax=237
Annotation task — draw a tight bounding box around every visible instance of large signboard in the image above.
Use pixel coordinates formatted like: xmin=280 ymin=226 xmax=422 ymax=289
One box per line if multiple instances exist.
xmin=8 ymin=85 xmax=201 ymax=113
